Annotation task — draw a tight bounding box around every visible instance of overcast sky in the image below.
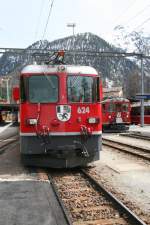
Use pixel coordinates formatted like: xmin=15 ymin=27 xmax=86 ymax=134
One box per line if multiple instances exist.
xmin=0 ymin=0 xmax=150 ymax=48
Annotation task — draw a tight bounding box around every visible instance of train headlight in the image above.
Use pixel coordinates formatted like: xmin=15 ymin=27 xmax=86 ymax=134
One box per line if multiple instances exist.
xmin=87 ymin=117 xmax=99 ymax=124
xmin=108 ymin=115 xmax=111 ymax=119
xmin=27 ymin=118 xmax=37 ymax=125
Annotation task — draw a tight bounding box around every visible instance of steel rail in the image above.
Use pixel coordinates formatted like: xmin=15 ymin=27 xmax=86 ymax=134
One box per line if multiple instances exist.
xmin=47 ymin=173 xmax=73 ymax=225
xmin=102 ymin=138 xmax=150 ymax=160
xmin=48 ymin=169 xmax=146 ymax=225
xmin=120 ymin=133 xmax=150 ymax=141
xmin=103 ymin=137 xmax=150 ymax=153
xmin=81 ymin=169 xmax=147 ymax=225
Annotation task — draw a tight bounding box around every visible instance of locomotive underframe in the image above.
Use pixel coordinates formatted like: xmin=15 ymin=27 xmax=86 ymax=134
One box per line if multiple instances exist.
xmin=103 ymin=123 xmax=129 ymax=132
xmin=20 ymin=134 xmax=101 ymax=168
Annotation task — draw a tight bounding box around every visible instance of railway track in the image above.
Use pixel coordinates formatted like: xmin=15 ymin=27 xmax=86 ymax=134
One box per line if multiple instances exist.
xmin=102 ymin=137 xmax=150 ymax=161
xmin=47 ymin=169 xmax=146 ymax=225
xmin=120 ymin=133 xmax=150 ymax=141
xmin=0 ymin=135 xmax=19 ymax=154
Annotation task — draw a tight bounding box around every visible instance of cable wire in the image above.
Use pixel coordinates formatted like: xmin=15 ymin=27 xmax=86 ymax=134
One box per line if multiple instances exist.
xmin=34 ymin=0 xmax=46 ymax=42
xmin=112 ymin=0 xmax=138 ymax=27
xmin=123 ymin=4 xmax=150 ymax=26
xmin=133 ymin=16 xmax=150 ymax=31
xmin=42 ymin=0 xmax=55 ymax=40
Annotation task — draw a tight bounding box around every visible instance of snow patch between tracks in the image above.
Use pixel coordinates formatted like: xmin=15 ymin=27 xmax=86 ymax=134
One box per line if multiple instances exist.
xmin=0 ymin=123 xmax=13 ymax=134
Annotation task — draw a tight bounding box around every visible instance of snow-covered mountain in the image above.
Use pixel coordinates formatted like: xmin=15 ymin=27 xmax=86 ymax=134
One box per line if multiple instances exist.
xmin=112 ymin=26 xmax=150 ymax=97
xmin=113 ymin=25 xmax=150 ymax=54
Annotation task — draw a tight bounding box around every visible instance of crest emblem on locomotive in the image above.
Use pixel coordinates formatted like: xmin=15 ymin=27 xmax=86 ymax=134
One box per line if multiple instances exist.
xmin=56 ymin=105 xmax=71 ymax=122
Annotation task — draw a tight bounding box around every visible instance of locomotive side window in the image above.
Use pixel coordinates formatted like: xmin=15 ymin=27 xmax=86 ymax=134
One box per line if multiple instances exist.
xmin=20 ymin=76 xmax=28 ymax=102
xmin=67 ymin=76 xmax=96 ymax=102
xmin=131 ymin=105 xmax=150 ymax=115
xmin=131 ymin=106 xmax=140 ymax=115
xmin=145 ymin=106 xmax=150 ymax=115
xmin=96 ymin=76 xmax=100 ymax=102
xmin=29 ymin=75 xmax=58 ymax=103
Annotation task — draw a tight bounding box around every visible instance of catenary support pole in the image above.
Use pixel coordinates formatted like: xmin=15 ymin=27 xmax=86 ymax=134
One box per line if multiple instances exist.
xmin=140 ymin=56 xmax=144 ymax=127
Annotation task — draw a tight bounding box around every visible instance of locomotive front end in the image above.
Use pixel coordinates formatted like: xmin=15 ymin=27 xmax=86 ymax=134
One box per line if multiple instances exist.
xmin=102 ymin=98 xmax=131 ymax=132
xmin=20 ymin=64 xmax=102 ymax=168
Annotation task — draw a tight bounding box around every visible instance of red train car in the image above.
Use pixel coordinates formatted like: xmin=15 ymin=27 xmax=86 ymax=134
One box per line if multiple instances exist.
xmin=13 ymin=54 xmax=102 ymax=168
xmin=131 ymin=101 xmax=150 ymax=124
xmin=102 ymin=97 xmax=131 ymax=131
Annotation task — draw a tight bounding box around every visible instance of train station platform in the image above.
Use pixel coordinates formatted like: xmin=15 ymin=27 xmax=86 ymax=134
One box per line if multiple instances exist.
xmin=0 ymin=124 xmax=69 ymax=225
xmin=129 ymin=125 xmax=150 ymax=137
xmin=0 ymin=180 xmax=68 ymax=225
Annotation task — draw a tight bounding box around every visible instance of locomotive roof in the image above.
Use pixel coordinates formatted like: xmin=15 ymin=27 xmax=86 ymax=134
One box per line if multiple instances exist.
xmin=21 ymin=64 xmax=99 ymax=75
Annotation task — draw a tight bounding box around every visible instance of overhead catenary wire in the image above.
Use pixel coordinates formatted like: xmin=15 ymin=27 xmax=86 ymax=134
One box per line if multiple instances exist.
xmin=34 ymin=0 xmax=46 ymax=42
xmin=42 ymin=0 xmax=55 ymax=40
xmin=122 ymin=4 xmax=150 ymax=26
xmin=112 ymin=0 xmax=138 ymax=28
xmin=133 ymin=16 xmax=150 ymax=31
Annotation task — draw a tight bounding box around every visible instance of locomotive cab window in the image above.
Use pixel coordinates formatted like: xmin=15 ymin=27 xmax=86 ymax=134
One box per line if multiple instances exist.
xmin=67 ymin=76 xmax=97 ymax=103
xmin=122 ymin=103 xmax=129 ymax=112
xmin=116 ymin=103 xmax=122 ymax=112
xmin=29 ymin=75 xmax=58 ymax=103
xmin=107 ymin=103 xmax=115 ymax=112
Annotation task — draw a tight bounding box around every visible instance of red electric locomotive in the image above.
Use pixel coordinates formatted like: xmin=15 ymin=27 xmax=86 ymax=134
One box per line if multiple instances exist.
xmin=13 ymin=52 xmax=102 ymax=168
xmin=102 ymin=97 xmax=131 ymax=131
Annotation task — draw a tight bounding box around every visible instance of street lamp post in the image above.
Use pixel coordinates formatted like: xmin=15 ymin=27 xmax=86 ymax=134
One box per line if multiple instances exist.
xmin=67 ymin=23 xmax=76 ymax=36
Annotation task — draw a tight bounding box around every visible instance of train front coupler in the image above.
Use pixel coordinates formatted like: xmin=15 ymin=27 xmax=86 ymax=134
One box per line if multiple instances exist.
xmin=80 ymin=125 xmax=92 ymax=137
